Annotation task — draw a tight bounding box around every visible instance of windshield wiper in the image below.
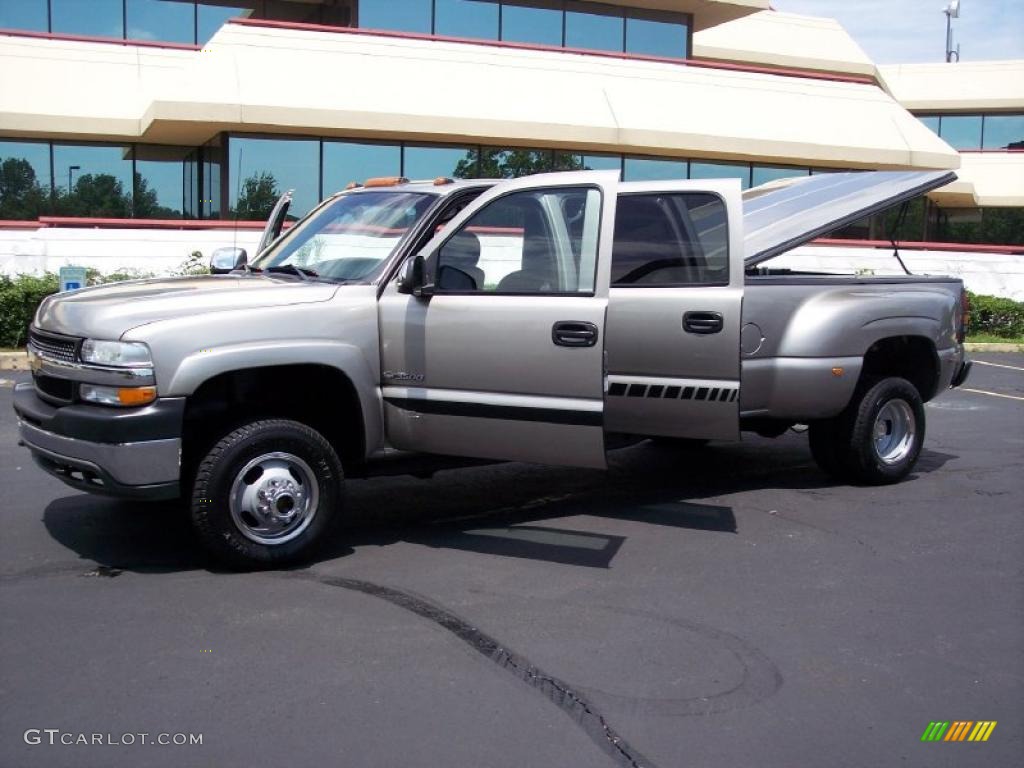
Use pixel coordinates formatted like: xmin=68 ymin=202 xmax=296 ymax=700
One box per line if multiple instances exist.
xmin=264 ymin=264 xmax=319 ymax=280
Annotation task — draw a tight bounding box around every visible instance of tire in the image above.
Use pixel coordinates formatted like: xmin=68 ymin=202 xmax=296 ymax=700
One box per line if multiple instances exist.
xmin=648 ymin=437 xmax=710 ymax=451
xmin=810 ymin=377 xmax=925 ymax=485
xmin=190 ymin=419 xmax=344 ymax=569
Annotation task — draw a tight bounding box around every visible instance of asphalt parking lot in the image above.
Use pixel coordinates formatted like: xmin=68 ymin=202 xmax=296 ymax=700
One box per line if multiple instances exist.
xmin=1 ymin=355 xmax=1021 ymax=768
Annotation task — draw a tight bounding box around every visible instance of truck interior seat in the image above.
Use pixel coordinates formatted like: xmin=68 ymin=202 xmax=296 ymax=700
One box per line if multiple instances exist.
xmin=438 ymin=230 xmax=486 ymax=290
xmin=496 ymin=206 xmax=558 ymax=292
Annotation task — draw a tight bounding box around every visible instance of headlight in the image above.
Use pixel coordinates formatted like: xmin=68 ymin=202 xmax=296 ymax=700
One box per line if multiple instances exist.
xmin=80 ymin=384 xmax=157 ymax=407
xmin=80 ymin=339 xmax=152 ymax=367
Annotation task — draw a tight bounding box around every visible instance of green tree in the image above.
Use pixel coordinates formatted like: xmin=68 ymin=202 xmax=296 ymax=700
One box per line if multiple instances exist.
xmin=232 ymin=171 xmax=280 ymax=220
xmin=131 ymin=172 xmax=179 ymax=219
xmin=0 ymin=157 xmax=49 ymax=219
xmin=56 ymin=173 xmax=132 ymax=218
xmin=454 ymin=149 xmax=584 ymax=179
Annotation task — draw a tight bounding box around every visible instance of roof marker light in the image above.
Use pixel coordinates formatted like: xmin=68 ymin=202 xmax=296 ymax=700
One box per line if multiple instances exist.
xmin=363 ymin=176 xmax=409 ymax=188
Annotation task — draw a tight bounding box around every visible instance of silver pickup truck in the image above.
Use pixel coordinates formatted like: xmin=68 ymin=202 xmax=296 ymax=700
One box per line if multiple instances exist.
xmin=14 ymin=170 xmax=972 ymax=567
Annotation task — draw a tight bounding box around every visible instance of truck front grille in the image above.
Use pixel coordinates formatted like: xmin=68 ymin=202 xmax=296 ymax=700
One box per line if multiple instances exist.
xmin=28 ymin=328 xmax=80 ymax=363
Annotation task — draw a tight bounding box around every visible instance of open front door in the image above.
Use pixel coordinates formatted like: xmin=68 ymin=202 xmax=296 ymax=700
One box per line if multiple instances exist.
xmin=603 ymin=180 xmax=745 ymax=441
xmin=378 ymin=171 xmax=619 ymax=468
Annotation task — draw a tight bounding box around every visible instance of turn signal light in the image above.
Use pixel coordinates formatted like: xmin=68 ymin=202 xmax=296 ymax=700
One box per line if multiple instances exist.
xmin=80 ymin=384 xmax=157 ymax=407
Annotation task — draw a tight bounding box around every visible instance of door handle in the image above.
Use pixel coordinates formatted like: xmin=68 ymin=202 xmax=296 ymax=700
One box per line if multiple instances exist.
xmin=683 ymin=311 xmax=724 ymax=335
xmin=552 ymin=321 xmax=599 ymax=347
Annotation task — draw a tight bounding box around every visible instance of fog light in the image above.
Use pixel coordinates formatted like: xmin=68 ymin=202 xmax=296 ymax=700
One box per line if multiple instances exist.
xmin=80 ymin=384 xmax=157 ymax=407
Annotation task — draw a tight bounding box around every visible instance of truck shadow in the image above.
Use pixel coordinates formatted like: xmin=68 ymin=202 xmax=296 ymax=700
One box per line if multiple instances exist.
xmin=40 ymin=435 xmax=958 ymax=574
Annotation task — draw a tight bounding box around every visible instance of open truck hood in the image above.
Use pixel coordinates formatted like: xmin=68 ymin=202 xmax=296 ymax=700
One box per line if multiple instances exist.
xmin=743 ymin=170 xmax=957 ymax=267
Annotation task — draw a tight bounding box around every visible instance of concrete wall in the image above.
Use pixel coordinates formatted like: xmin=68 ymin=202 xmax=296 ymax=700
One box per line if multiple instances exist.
xmin=2 ymin=225 xmax=1021 ymax=300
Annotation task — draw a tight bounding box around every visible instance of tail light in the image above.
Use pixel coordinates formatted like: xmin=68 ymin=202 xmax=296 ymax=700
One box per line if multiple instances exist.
xmin=957 ymin=289 xmax=970 ymax=344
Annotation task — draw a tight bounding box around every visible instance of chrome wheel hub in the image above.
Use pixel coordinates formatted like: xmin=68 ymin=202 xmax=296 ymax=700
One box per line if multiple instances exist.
xmin=872 ymin=399 xmax=916 ymax=465
xmin=229 ymin=452 xmax=319 ymax=545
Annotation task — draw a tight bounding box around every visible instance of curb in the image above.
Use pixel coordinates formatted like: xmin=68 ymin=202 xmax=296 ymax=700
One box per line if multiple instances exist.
xmin=0 ymin=350 xmax=28 ymax=371
xmin=964 ymin=342 xmax=1024 ymax=353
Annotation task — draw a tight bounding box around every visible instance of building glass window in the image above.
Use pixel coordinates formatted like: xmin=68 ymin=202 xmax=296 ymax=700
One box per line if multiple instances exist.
xmin=197 ymin=1 xmax=254 ymax=44
xmin=132 ymin=145 xmax=190 ymax=218
xmin=357 ymin=0 xmax=431 ymax=33
xmin=690 ymin=160 xmax=750 ymax=189
xmin=917 ymin=115 xmax=941 ymax=135
xmin=52 ymin=143 xmax=133 ymax=217
xmin=625 ymin=11 xmax=688 ymax=58
xmin=983 ymin=114 xmax=1024 ymax=150
xmin=751 ymin=165 xmax=809 ymax=187
xmin=565 ymin=2 xmax=623 ymax=53
xmin=500 ymin=1 xmax=562 ymax=47
xmin=323 ymin=140 xmax=401 ymax=194
xmin=0 ymin=0 xmax=48 ymax=31
xmin=434 ymin=0 xmax=498 ymax=39
xmin=126 ymin=0 xmax=196 ymax=44
xmin=50 ymin=0 xmax=124 ymax=38
xmin=202 ymin=136 xmax=224 ymax=218
xmin=403 ymin=145 xmax=476 ymax=180
xmin=467 ymin=148 xmax=553 ymax=178
xmin=623 ymin=157 xmax=687 ymax=181
xmin=229 ymin=136 xmax=319 ymax=219
xmin=938 ymin=115 xmax=983 ymax=150
xmin=0 ymin=140 xmax=52 ymax=219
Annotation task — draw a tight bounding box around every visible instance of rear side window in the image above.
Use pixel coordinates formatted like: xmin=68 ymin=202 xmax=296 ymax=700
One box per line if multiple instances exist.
xmin=611 ymin=193 xmax=728 ymax=286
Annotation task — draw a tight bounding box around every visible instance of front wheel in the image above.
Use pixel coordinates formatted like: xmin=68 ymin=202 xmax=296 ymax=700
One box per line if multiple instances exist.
xmin=809 ymin=377 xmax=925 ymax=485
xmin=190 ymin=419 xmax=344 ymax=569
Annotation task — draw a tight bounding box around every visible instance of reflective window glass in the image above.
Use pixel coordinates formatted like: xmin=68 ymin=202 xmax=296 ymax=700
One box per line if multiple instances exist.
xmin=690 ymin=161 xmax=750 ymax=189
xmin=0 ymin=140 xmax=52 ymax=219
xmin=357 ymin=0 xmax=431 ymax=33
xmin=917 ymin=115 xmax=941 ymax=135
xmin=52 ymin=144 xmax=133 ymax=217
xmin=434 ymin=0 xmax=498 ymax=39
xmin=565 ymin=2 xmax=623 ymax=52
xmin=183 ymin=148 xmax=200 ymax=219
xmin=133 ymin=145 xmax=189 ymax=218
xmin=202 ymin=137 xmax=223 ymax=218
xmin=751 ymin=165 xmax=808 ymax=187
xmin=0 ymin=0 xmax=48 ymax=31
xmin=623 ymin=157 xmax=686 ymax=181
xmin=612 ymin=193 xmax=728 ymax=286
xmin=197 ymin=1 xmax=254 ymax=44
xmin=403 ymin=145 xmax=476 ymax=180
xmin=500 ymin=2 xmax=562 ymax=47
xmin=51 ymin=0 xmax=124 ymax=38
xmin=474 ymin=148 xmax=554 ymax=178
xmin=437 ymin=186 xmax=602 ymax=293
xmin=126 ymin=0 xmax=196 ymax=44
xmin=323 ymin=140 xmax=401 ymax=194
xmin=939 ymin=115 xmax=983 ymax=150
xmin=625 ymin=12 xmax=688 ymax=58
xmin=983 ymin=114 xmax=1024 ymax=150
xmin=229 ymin=137 xmax=319 ymax=219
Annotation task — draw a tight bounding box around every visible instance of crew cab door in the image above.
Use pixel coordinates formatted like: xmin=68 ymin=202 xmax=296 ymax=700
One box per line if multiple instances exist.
xmin=378 ymin=171 xmax=618 ymax=468
xmin=603 ymin=180 xmax=744 ymax=441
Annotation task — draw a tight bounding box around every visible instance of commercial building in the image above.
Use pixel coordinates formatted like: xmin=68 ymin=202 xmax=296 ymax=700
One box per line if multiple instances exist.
xmin=0 ymin=0 xmax=1021 ymax=293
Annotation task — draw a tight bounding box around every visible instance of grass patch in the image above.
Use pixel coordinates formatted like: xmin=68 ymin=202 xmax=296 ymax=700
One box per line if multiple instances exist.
xmin=966 ymin=334 xmax=1024 ymax=345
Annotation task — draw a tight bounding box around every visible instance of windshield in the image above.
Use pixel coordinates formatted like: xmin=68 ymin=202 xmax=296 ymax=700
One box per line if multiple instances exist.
xmin=252 ymin=191 xmax=436 ymax=281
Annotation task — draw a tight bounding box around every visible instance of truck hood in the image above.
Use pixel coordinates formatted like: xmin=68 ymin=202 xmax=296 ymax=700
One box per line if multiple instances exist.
xmin=34 ymin=274 xmax=339 ymax=340
xmin=743 ymin=170 xmax=957 ymax=266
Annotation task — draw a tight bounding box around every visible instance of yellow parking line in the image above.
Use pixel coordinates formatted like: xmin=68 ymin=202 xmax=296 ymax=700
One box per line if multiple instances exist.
xmin=962 ymin=387 xmax=1024 ymax=401
xmin=974 ymin=360 xmax=1024 ymax=372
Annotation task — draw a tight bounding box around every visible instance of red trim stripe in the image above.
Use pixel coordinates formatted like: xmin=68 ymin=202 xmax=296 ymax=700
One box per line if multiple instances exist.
xmin=812 ymin=237 xmax=1024 ymax=255
xmin=0 ymin=26 xmax=201 ymax=51
xmin=227 ymin=18 xmax=877 ymax=86
xmin=32 ymin=217 xmax=271 ymax=230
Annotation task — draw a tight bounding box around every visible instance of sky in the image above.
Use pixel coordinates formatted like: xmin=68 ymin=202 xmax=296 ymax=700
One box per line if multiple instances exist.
xmin=771 ymin=0 xmax=1024 ymax=64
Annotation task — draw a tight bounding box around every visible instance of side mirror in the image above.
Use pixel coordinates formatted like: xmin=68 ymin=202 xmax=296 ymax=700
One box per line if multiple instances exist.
xmin=397 ymin=255 xmax=432 ymax=297
xmin=210 ymin=247 xmax=247 ymax=274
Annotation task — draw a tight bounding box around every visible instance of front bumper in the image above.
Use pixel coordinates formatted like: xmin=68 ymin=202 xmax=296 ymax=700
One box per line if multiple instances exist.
xmin=14 ymin=383 xmax=183 ymax=500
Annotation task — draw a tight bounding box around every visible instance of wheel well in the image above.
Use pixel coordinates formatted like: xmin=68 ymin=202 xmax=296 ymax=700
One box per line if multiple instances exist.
xmin=860 ymin=336 xmax=939 ymax=402
xmin=181 ymin=365 xmax=365 ymax=487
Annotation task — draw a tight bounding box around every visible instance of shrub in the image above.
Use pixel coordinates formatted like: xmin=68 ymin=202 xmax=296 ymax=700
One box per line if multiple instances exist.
xmin=0 ymin=273 xmax=59 ymax=347
xmin=967 ymin=292 xmax=1024 ymax=339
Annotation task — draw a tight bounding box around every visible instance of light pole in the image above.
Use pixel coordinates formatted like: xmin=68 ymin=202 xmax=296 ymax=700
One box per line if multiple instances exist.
xmin=944 ymin=0 xmax=961 ymax=63
xmin=68 ymin=165 xmax=80 ymax=194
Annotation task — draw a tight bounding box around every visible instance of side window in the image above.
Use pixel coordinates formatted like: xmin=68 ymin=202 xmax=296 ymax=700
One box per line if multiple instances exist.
xmin=436 ymin=187 xmax=601 ymax=293
xmin=611 ymin=193 xmax=728 ymax=286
